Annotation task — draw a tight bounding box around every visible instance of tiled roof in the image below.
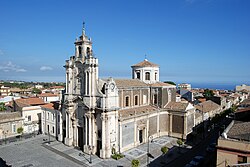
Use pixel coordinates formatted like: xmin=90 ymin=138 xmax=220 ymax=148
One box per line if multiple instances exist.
xmin=114 ymin=79 xmax=148 ymax=88
xmin=227 ymin=121 xmax=250 ymax=141
xmin=235 ymin=107 xmax=250 ymax=113
xmin=40 ymin=103 xmax=55 ymax=110
xmin=119 ymin=105 xmax=157 ymax=118
xmin=195 ymin=100 xmax=220 ymax=113
xmin=0 ymin=112 xmax=22 ymax=123
xmin=150 ymin=82 xmax=175 ymax=87
xmin=15 ymin=97 xmax=45 ymax=107
xmin=165 ymin=101 xmax=189 ymax=111
xmin=131 ymin=59 xmax=159 ymax=67
xmin=50 ymin=86 xmax=65 ymax=89
xmin=38 ymin=93 xmax=58 ymax=97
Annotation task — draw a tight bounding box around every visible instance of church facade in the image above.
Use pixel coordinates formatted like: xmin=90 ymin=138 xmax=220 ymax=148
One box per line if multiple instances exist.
xmin=62 ymin=25 xmax=195 ymax=159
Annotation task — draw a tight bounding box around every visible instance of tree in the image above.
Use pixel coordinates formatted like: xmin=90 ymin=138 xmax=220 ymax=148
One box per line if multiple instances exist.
xmin=177 ymin=139 xmax=183 ymax=153
xmin=0 ymin=102 xmax=6 ymax=111
xmin=131 ymin=159 xmax=140 ymax=167
xmin=177 ymin=139 xmax=183 ymax=147
xmin=161 ymin=146 xmax=168 ymax=154
xmin=17 ymin=127 xmax=24 ymax=140
xmin=164 ymin=81 xmax=176 ymax=86
xmin=32 ymin=88 xmax=42 ymax=94
xmin=203 ymin=89 xmax=214 ymax=99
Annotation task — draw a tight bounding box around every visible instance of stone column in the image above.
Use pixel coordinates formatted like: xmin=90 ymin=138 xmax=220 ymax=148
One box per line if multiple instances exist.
xmin=183 ymin=114 xmax=187 ymax=140
xmin=100 ymin=113 xmax=106 ymax=158
xmin=169 ymin=113 xmax=172 ymax=136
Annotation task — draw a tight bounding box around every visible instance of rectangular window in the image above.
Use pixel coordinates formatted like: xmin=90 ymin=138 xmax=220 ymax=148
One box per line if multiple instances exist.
xmin=47 ymin=113 xmax=49 ymax=120
xmin=58 ymin=115 xmax=60 ymax=122
xmin=28 ymin=115 xmax=31 ymax=121
xmin=125 ymin=96 xmax=129 ymax=107
xmin=12 ymin=124 xmax=16 ymax=133
xmin=238 ymin=155 xmax=247 ymax=164
xmin=47 ymin=125 xmax=50 ymax=133
xmin=135 ymin=95 xmax=138 ymax=106
xmin=52 ymin=113 xmax=54 ymax=121
xmin=52 ymin=126 xmax=55 ymax=134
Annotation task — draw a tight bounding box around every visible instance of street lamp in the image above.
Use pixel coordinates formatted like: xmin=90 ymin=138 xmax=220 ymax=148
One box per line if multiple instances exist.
xmin=88 ymin=145 xmax=94 ymax=164
xmin=147 ymin=135 xmax=154 ymax=167
xmin=2 ymin=130 xmax=8 ymax=144
xmin=48 ymin=131 xmax=50 ymax=144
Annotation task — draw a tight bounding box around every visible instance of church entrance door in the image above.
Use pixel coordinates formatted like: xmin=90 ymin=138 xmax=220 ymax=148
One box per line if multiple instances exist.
xmin=139 ymin=130 xmax=143 ymax=143
xmin=78 ymin=127 xmax=83 ymax=150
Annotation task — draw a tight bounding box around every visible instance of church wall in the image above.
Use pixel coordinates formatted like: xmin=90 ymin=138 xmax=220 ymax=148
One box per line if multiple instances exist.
xmin=159 ymin=114 xmax=168 ymax=132
xmin=172 ymin=115 xmax=184 ymax=134
xmin=187 ymin=112 xmax=195 ymax=134
xmin=149 ymin=116 xmax=157 ymax=136
xmin=121 ymin=121 xmax=134 ymax=148
xmin=118 ymin=88 xmax=150 ymax=108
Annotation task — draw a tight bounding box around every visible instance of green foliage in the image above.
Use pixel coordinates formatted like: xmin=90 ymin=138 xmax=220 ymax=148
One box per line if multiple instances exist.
xmin=131 ymin=159 xmax=140 ymax=167
xmin=17 ymin=127 xmax=23 ymax=134
xmin=164 ymin=81 xmax=176 ymax=85
xmin=0 ymin=102 xmax=6 ymax=111
xmin=177 ymin=139 xmax=183 ymax=147
xmin=161 ymin=146 xmax=168 ymax=154
xmin=32 ymin=88 xmax=42 ymax=94
xmin=203 ymin=89 xmax=214 ymax=99
xmin=111 ymin=153 xmax=124 ymax=160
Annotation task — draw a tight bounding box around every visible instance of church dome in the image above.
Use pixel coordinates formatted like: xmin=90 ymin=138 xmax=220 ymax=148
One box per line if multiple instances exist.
xmin=131 ymin=59 xmax=159 ymax=68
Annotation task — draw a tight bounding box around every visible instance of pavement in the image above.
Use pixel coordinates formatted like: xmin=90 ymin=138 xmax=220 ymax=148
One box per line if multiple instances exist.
xmin=0 ymin=134 xmax=190 ymax=167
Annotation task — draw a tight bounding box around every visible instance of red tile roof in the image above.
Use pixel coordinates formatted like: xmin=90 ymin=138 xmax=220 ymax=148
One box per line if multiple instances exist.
xmin=40 ymin=103 xmax=55 ymax=110
xmin=131 ymin=59 xmax=159 ymax=67
xmin=38 ymin=93 xmax=58 ymax=97
xmin=15 ymin=97 xmax=45 ymax=107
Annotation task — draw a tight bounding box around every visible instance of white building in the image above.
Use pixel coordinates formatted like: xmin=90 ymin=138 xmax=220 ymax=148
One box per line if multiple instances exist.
xmin=61 ymin=24 xmax=196 ymax=159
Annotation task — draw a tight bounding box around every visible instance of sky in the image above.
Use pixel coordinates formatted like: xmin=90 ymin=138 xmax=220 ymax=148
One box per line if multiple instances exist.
xmin=0 ymin=0 xmax=250 ymax=88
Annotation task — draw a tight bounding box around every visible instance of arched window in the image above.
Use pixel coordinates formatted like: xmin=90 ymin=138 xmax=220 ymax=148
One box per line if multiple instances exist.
xmin=125 ymin=96 xmax=130 ymax=107
xmin=136 ymin=72 xmax=140 ymax=79
xmin=86 ymin=47 xmax=90 ymax=57
xmin=134 ymin=95 xmax=139 ymax=106
xmin=155 ymin=72 xmax=157 ymax=80
xmin=145 ymin=72 xmax=150 ymax=80
xmin=154 ymin=94 xmax=157 ymax=105
xmin=78 ymin=46 xmax=82 ymax=56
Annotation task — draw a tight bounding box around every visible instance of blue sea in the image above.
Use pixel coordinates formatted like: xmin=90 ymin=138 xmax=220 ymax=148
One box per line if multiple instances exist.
xmin=190 ymin=83 xmax=242 ymax=91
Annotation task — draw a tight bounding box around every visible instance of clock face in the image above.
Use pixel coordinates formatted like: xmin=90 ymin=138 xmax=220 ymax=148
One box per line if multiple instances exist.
xmin=110 ymin=83 xmax=115 ymax=90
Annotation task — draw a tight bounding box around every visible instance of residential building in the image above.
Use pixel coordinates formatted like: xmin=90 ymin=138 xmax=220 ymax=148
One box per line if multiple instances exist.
xmin=177 ymin=83 xmax=191 ymax=91
xmin=0 ymin=86 xmax=10 ymax=96
xmin=13 ymin=97 xmax=45 ymax=134
xmin=41 ymin=103 xmax=63 ymax=141
xmin=217 ymin=121 xmax=250 ymax=167
xmin=38 ymin=93 xmax=60 ymax=103
xmin=236 ymin=84 xmax=250 ymax=92
xmin=0 ymin=112 xmax=23 ymax=141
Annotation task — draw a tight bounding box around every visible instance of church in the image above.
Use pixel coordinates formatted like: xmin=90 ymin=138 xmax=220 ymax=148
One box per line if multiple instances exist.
xmin=62 ymin=24 xmax=195 ymax=159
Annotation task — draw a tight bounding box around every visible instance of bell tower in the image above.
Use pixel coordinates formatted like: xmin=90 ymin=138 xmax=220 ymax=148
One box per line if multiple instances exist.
xmin=74 ymin=22 xmax=93 ymax=62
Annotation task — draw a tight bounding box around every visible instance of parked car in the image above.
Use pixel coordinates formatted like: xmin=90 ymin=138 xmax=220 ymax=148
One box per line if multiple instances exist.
xmin=206 ymin=142 xmax=216 ymax=153
xmin=189 ymin=155 xmax=204 ymax=166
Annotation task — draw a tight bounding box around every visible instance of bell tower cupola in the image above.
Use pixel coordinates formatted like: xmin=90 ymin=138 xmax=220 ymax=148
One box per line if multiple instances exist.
xmin=74 ymin=21 xmax=93 ymax=62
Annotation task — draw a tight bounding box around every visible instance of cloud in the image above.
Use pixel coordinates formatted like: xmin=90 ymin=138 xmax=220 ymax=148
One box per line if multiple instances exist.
xmin=0 ymin=61 xmax=27 ymax=72
xmin=40 ymin=66 xmax=53 ymax=71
